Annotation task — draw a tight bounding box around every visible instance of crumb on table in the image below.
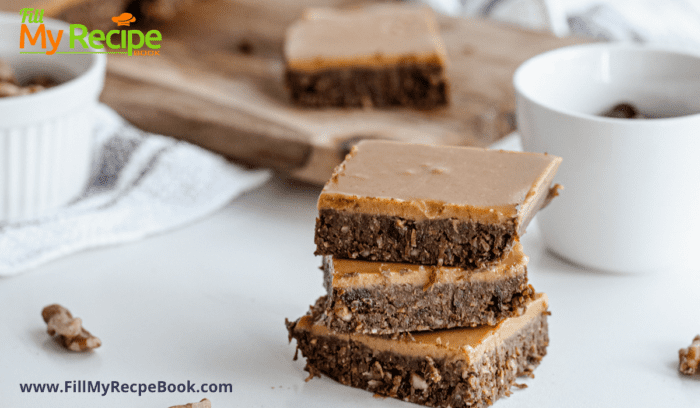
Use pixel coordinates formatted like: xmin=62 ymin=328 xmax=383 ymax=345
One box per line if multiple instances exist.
xmin=679 ymin=335 xmax=700 ymax=375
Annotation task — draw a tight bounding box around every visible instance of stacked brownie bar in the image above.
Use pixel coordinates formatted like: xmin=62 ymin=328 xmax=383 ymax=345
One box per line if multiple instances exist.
xmin=284 ymin=4 xmax=449 ymax=109
xmin=287 ymin=140 xmax=562 ymax=408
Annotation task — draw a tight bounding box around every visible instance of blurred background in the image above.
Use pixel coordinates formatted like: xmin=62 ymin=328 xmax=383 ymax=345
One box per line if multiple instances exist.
xmin=2 ymin=0 xmax=699 ymax=271
xmin=3 ymin=0 xmax=699 ymax=186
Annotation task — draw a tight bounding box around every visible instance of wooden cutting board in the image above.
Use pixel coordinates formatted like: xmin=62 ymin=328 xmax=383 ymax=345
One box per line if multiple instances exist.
xmin=46 ymin=0 xmax=586 ymax=184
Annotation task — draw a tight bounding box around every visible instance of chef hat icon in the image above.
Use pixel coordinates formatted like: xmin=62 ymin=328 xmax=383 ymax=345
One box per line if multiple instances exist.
xmin=112 ymin=13 xmax=136 ymax=26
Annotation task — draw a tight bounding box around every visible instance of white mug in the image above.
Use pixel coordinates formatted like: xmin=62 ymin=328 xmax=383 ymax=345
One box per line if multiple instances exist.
xmin=514 ymin=44 xmax=700 ymax=273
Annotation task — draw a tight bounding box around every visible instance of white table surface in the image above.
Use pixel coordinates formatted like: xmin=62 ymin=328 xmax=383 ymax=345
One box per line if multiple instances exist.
xmin=2 ymin=175 xmax=699 ymax=408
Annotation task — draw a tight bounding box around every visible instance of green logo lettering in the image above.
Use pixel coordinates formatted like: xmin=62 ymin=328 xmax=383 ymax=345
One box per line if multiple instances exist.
xmin=69 ymin=24 xmax=89 ymax=49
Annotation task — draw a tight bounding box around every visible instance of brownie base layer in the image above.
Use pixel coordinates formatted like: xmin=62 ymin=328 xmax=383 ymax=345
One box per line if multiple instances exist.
xmin=315 ymin=209 xmax=515 ymax=269
xmin=285 ymin=63 xmax=448 ymax=109
xmin=287 ymin=310 xmax=549 ymax=408
xmin=323 ymin=275 xmax=535 ymax=334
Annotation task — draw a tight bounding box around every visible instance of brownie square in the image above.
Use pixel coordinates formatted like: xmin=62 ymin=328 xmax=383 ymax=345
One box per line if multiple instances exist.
xmin=314 ymin=140 xmax=562 ymax=269
xmin=321 ymin=242 xmax=534 ymax=334
xmin=284 ymin=5 xmax=449 ymax=109
xmin=287 ymin=294 xmax=550 ymax=408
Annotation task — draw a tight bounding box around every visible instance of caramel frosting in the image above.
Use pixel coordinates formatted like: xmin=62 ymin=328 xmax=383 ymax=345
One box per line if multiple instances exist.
xmin=318 ymin=140 xmax=562 ymax=227
xmin=296 ymin=293 xmax=548 ymax=364
xmin=327 ymin=242 xmax=527 ymax=290
xmin=285 ymin=4 xmax=447 ymax=72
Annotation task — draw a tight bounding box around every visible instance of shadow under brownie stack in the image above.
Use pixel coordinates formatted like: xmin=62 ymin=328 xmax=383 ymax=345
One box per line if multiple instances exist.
xmin=286 ymin=140 xmax=562 ymax=408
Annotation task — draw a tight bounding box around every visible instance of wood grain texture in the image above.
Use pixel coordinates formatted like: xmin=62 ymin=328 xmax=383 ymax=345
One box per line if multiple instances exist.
xmin=39 ymin=0 xmax=587 ymax=184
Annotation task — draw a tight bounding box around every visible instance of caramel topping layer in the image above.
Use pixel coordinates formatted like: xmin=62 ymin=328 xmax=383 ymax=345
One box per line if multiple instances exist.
xmin=318 ymin=140 xmax=562 ymax=225
xmin=297 ymin=293 xmax=548 ymax=364
xmin=329 ymin=242 xmax=527 ymax=289
xmin=285 ymin=5 xmax=447 ymax=72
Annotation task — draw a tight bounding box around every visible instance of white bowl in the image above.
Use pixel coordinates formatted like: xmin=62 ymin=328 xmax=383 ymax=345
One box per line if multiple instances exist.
xmin=514 ymin=44 xmax=700 ymax=273
xmin=0 ymin=13 xmax=106 ymax=223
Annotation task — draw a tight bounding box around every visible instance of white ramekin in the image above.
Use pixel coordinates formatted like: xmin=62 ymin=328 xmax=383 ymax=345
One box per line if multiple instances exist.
xmin=514 ymin=44 xmax=700 ymax=273
xmin=0 ymin=13 xmax=106 ymax=224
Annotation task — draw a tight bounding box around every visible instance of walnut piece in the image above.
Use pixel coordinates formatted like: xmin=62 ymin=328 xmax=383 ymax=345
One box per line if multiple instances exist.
xmin=0 ymin=58 xmax=17 ymax=84
xmin=42 ymin=304 xmax=101 ymax=352
xmin=679 ymin=335 xmax=700 ymax=375
xmin=0 ymin=58 xmax=57 ymax=98
xmin=170 ymin=398 xmax=211 ymax=408
xmin=0 ymin=82 xmax=48 ymax=97
xmin=26 ymin=75 xmax=59 ymax=88
xmin=410 ymin=373 xmax=428 ymax=391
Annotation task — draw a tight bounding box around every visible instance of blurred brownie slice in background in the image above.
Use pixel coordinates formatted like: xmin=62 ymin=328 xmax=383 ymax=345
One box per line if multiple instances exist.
xmin=284 ymin=4 xmax=449 ymax=109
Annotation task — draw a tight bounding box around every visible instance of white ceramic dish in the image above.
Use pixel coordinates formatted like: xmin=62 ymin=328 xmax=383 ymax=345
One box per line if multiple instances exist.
xmin=0 ymin=13 xmax=106 ymax=224
xmin=514 ymin=44 xmax=700 ymax=273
